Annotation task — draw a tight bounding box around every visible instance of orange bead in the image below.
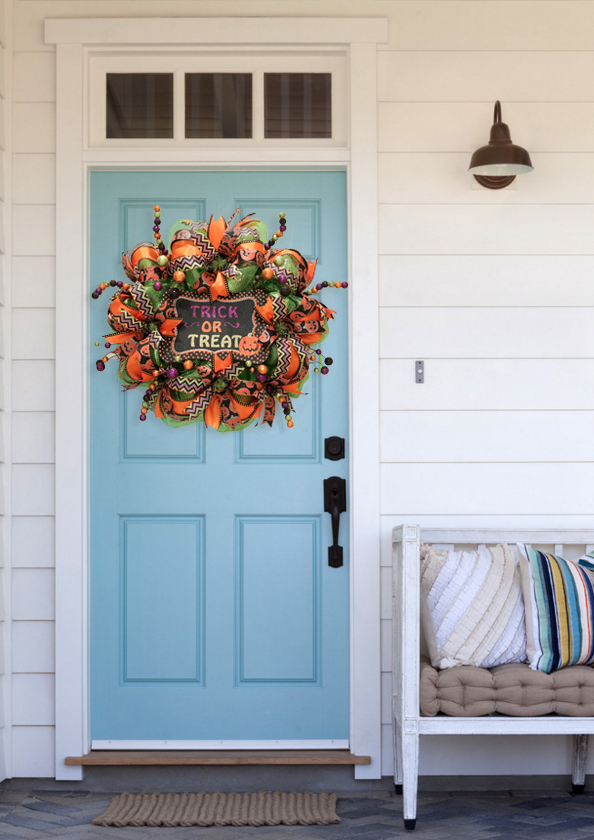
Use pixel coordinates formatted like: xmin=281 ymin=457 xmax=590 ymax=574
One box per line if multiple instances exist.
xmin=276 ymin=230 xmax=283 ymax=238
xmin=287 ymin=420 xmax=294 ymax=428
xmin=183 ymin=360 xmax=193 ymax=370
xmin=257 ymin=364 xmax=268 ymax=375
xmin=149 ymin=383 xmax=157 ymax=391
xmin=141 ymin=407 xmax=148 ymax=415
xmin=173 ymin=270 xmax=186 ymax=283
xmin=122 ymin=283 xmax=130 ymax=291
xmin=262 ymin=267 xmax=274 ymax=280
xmin=101 ymin=356 xmax=108 ymax=363
xmin=154 ymin=205 xmax=161 ymax=212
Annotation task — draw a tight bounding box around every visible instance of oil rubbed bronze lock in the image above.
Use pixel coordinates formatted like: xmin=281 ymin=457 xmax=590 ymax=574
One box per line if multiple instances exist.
xmin=325 ymin=436 xmax=346 ymax=461
xmin=324 ymin=476 xmax=347 ymax=568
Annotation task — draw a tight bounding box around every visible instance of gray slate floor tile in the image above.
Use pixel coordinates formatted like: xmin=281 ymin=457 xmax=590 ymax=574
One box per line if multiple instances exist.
xmin=1 ymin=788 xmax=594 ymax=839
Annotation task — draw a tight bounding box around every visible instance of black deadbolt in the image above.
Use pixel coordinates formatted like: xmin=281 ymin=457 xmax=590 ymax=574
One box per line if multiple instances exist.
xmin=325 ymin=436 xmax=345 ymax=461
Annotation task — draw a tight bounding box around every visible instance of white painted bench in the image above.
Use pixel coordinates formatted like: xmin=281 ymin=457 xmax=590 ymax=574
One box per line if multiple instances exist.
xmin=392 ymin=525 xmax=594 ymax=831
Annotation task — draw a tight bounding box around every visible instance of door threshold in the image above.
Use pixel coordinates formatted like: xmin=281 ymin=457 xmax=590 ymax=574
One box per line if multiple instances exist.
xmin=65 ymin=749 xmax=371 ymax=767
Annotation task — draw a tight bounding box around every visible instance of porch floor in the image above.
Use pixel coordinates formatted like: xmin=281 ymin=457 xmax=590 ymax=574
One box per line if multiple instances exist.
xmin=0 ymin=787 xmax=592 ymax=839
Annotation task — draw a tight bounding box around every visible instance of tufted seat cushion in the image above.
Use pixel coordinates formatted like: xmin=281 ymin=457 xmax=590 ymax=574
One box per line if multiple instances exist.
xmin=420 ymin=657 xmax=594 ymax=717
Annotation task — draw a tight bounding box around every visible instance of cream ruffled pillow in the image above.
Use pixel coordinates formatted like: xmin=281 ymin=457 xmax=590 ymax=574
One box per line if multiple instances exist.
xmin=420 ymin=543 xmax=527 ymax=670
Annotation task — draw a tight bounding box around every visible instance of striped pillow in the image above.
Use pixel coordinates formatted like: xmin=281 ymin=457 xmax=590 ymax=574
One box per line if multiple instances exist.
xmin=420 ymin=543 xmax=527 ymax=670
xmin=517 ymin=544 xmax=594 ymax=673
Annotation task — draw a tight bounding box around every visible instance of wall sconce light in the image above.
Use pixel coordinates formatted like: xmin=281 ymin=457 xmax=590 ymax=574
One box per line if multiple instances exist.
xmin=469 ymin=101 xmax=533 ymax=190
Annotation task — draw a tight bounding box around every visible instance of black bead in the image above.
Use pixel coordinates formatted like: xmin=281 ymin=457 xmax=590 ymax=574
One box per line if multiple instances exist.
xmin=170 ymin=287 xmax=181 ymax=298
xmin=92 ymin=292 xmax=99 ymax=300
xmin=325 ymin=357 xmax=333 ymax=365
xmin=283 ymin=407 xmax=291 ymax=415
xmin=322 ymin=281 xmax=328 ymax=288
xmin=280 ymin=286 xmax=291 ymax=297
xmin=110 ymin=279 xmax=117 ymax=287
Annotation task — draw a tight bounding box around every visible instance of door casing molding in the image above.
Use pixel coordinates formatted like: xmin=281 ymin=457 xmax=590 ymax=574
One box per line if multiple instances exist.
xmin=46 ymin=16 xmax=387 ymax=780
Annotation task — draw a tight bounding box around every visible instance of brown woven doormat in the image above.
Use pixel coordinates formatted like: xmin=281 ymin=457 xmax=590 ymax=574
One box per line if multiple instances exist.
xmin=93 ymin=791 xmax=340 ymax=827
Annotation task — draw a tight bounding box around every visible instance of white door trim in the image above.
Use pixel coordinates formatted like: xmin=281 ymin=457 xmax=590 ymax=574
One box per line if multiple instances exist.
xmin=47 ymin=16 xmax=386 ymax=781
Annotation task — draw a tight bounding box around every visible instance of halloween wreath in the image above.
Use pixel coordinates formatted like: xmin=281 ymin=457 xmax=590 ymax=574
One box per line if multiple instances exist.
xmin=93 ymin=206 xmax=347 ymax=431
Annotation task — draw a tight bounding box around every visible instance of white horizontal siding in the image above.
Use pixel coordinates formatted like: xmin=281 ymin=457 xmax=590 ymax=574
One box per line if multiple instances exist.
xmin=12 ymin=205 xmax=55 ymax=256
xmin=13 ymin=103 xmax=55 ymax=153
xmin=379 ymin=102 xmax=594 ymax=152
xmin=382 ymin=462 xmax=594 ymax=515
xmin=379 ymin=256 xmax=594 ymax=307
xmin=13 ymin=154 xmax=55 ymax=204
xmin=381 ymin=411 xmax=594 ymax=463
xmin=12 ymin=361 xmax=55 ymax=410
xmin=12 ymin=256 xmax=55 ymax=307
xmin=12 ymin=309 xmax=54 ymax=359
xmin=12 ymin=726 xmax=54 ymax=777
xmin=11 ymin=516 xmax=54 ymax=568
xmin=379 ymin=153 xmax=594 ymax=205
xmin=12 ymin=674 xmax=54 ymax=725
xmin=12 ymin=568 xmax=54 ymax=621
xmin=378 ymin=52 xmax=594 ymax=103
xmin=380 ymin=205 xmax=594 ymax=255
xmin=12 ymin=621 xmax=54 ymax=672
xmin=380 ymin=308 xmax=594 ymax=358
xmin=12 ymin=464 xmax=54 ymax=515
xmin=381 ymin=359 xmax=594 ymax=411
xmin=375 ymin=0 xmax=594 ymax=779
xmin=12 ymin=412 xmax=54 ymax=463
xmin=12 ymin=52 xmax=54 ymax=102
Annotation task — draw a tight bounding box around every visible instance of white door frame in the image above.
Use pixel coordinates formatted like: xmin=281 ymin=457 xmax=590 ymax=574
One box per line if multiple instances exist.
xmin=46 ymin=16 xmax=387 ymax=781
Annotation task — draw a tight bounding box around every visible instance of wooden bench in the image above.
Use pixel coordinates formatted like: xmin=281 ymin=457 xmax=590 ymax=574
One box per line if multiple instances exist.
xmin=392 ymin=525 xmax=594 ymax=831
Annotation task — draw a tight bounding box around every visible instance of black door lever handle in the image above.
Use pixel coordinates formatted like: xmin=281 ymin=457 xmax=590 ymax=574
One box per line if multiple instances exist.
xmin=324 ymin=476 xmax=347 ymax=568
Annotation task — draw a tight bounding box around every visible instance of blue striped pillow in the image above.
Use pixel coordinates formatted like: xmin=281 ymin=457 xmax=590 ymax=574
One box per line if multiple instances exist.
xmin=518 ymin=544 xmax=594 ymax=673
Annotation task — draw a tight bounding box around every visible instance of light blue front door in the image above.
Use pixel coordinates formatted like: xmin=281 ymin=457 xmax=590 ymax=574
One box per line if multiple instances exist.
xmin=90 ymin=170 xmax=348 ymax=742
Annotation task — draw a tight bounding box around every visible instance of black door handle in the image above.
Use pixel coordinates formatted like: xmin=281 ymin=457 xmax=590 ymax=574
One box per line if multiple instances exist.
xmin=324 ymin=476 xmax=347 ymax=568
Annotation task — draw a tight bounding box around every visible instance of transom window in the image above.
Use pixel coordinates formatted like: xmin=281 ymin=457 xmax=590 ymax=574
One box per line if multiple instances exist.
xmin=89 ymin=52 xmax=346 ymax=148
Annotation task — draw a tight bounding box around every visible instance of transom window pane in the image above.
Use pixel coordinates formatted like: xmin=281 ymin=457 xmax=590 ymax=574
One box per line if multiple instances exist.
xmin=264 ymin=73 xmax=331 ymax=139
xmin=185 ymin=73 xmax=252 ymax=139
xmin=106 ymin=73 xmax=173 ymax=139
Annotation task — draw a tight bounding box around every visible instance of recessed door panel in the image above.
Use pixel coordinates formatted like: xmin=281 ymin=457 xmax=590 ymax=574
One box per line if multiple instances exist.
xmin=237 ymin=516 xmax=319 ymax=684
xmin=122 ymin=516 xmax=204 ymax=683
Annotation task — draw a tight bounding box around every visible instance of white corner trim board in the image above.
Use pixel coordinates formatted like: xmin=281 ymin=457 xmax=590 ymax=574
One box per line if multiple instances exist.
xmin=48 ymin=17 xmax=387 ymax=781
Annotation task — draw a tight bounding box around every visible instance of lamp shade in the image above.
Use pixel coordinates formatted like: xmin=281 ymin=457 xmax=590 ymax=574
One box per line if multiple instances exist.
xmin=469 ymin=102 xmax=533 ymax=186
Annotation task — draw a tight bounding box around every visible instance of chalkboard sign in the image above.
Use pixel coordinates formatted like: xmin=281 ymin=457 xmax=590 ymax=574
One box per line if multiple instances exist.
xmin=158 ymin=290 xmax=271 ymax=366
xmin=174 ymin=298 xmax=256 ymax=354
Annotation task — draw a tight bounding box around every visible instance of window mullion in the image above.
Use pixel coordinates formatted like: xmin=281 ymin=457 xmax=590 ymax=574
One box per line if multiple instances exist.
xmin=252 ymin=69 xmax=264 ymax=142
xmin=174 ymin=69 xmax=185 ymax=142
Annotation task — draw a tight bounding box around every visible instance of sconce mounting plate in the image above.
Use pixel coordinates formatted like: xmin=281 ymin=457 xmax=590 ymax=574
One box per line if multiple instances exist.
xmin=473 ymin=174 xmax=516 ymax=190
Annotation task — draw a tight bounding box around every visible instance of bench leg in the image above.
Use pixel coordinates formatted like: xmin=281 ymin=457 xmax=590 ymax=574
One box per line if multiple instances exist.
xmin=402 ymin=730 xmax=419 ymax=830
xmin=572 ymin=734 xmax=588 ymax=794
xmin=393 ymin=708 xmax=403 ymax=794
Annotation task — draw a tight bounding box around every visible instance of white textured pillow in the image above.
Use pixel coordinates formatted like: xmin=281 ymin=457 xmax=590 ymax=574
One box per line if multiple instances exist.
xmin=420 ymin=543 xmax=527 ymax=670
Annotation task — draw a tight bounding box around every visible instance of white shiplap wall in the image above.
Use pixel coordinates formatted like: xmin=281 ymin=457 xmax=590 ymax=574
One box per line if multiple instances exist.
xmin=11 ymin=0 xmax=55 ymax=776
xmin=6 ymin=0 xmax=594 ymax=779
xmin=377 ymin=6 xmax=594 ymax=777
xmin=0 ymin=0 xmax=8 ymax=785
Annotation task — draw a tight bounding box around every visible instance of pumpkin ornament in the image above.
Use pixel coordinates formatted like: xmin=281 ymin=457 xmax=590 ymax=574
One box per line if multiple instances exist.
xmin=93 ymin=206 xmax=346 ymax=431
